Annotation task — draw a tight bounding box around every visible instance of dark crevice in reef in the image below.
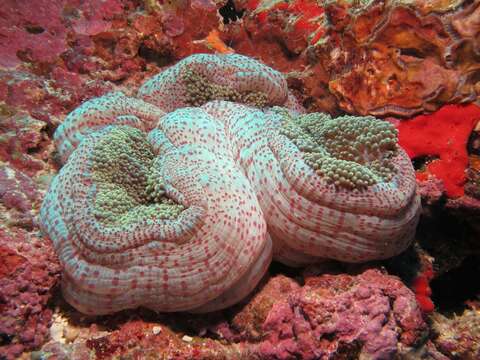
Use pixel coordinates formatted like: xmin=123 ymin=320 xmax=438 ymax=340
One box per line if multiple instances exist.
xmin=430 ymin=255 xmax=480 ymax=313
xmin=384 ymin=245 xmax=422 ymax=284
xmin=467 ymin=128 xmax=480 ymax=155
xmin=94 ymin=37 xmax=116 ymax=55
xmin=399 ymin=48 xmax=424 ymax=59
xmin=24 ymin=24 xmax=45 ymax=34
xmin=411 ymin=155 xmax=440 ymax=172
xmin=417 ymin=205 xmax=474 ymax=273
xmin=0 ymin=332 xmax=14 ymax=348
xmin=414 ymin=199 xmax=480 ymax=313
xmin=219 ymin=0 xmax=244 ymax=24
xmin=333 ymin=340 xmax=363 ymax=359
xmin=269 ymin=260 xmax=305 ymax=284
xmin=138 ymin=44 xmax=174 ymax=67
xmin=273 ymin=36 xmax=303 ymax=60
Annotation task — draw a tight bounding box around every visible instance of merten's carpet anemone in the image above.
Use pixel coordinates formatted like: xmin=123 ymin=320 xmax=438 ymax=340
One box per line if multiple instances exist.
xmin=40 ymin=53 xmax=421 ymax=315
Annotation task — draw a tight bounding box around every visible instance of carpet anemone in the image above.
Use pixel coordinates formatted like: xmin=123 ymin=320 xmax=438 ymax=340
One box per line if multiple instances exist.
xmin=41 ymin=54 xmax=420 ymax=315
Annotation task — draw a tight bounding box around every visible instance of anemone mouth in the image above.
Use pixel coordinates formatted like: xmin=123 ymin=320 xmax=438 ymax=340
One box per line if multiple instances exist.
xmin=279 ymin=110 xmax=399 ymax=190
xmin=89 ymin=125 xmax=184 ymax=226
xmin=180 ymin=67 xmax=268 ymax=108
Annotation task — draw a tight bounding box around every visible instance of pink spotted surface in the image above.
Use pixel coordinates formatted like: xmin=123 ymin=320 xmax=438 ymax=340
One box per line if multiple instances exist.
xmin=54 ymin=92 xmax=165 ymax=164
xmin=137 ymin=53 xmax=288 ymax=112
xmin=199 ymin=101 xmax=420 ymax=266
xmin=40 ymin=54 xmax=420 ymax=315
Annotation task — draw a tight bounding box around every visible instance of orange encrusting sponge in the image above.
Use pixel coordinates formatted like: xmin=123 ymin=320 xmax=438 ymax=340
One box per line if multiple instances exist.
xmin=248 ymin=0 xmax=325 ymax=45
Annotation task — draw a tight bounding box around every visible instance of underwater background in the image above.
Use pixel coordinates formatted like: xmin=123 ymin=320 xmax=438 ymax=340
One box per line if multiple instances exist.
xmin=0 ymin=0 xmax=479 ymax=359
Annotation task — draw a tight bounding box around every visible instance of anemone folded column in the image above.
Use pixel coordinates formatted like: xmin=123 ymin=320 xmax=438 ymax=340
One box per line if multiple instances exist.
xmin=198 ymin=101 xmax=421 ymax=266
xmin=41 ymin=120 xmax=271 ymax=315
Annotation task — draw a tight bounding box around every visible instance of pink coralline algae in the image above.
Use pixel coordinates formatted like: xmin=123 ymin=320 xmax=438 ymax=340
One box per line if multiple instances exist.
xmin=0 ymin=0 xmax=128 ymax=69
xmin=40 ymin=53 xmax=420 ymax=315
xmin=0 ymin=166 xmax=38 ymax=213
xmin=250 ymin=269 xmax=427 ymax=360
xmin=0 ymin=227 xmax=61 ymax=360
xmin=0 ymin=165 xmax=40 ymax=229
xmin=36 ymin=270 xmax=427 ymax=360
xmin=0 ymin=111 xmax=48 ymax=176
xmin=0 ymin=0 xmax=67 ymax=68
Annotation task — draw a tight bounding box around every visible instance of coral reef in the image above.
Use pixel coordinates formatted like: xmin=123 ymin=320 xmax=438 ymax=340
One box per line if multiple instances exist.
xmin=0 ymin=227 xmax=61 ymax=359
xmin=229 ymin=0 xmax=480 ymax=116
xmin=432 ymin=309 xmax=480 ymax=359
xmin=0 ymin=0 xmax=68 ymax=69
xmin=250 ymin=269 xmax=427 ymax=359
xmin=40 ymin=53 xmax=420 ymax=315
xmin=0 ymin=165 xmax=40 ymax=228
xmin=0 ymin=0 xmax=479 ymax=357
xmin=324 ymin=1 xmax=480 ymax=117
xmin=35 ymin=269 xmax=427 ymax=359
xmin=2 ymin=0 xmax=479 ymax=118
xmin=0 ymin=111 xmax=49 ymax=176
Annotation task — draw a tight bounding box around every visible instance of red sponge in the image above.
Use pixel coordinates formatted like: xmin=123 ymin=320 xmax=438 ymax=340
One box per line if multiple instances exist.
xmin=397 ymin=104 xmax=480 ymax=198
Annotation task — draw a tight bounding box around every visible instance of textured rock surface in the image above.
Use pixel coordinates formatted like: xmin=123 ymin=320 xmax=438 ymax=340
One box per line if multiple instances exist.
xmin=33 ymin=270 xmax=427 ymax=360
xmin=230 ymin=0 xmax=480 ymax=117
xmin=0 ymin=165 xmax=40 ymax=228
xmin=2 ymin=0 xmax=479 ymax=118
xmin=432 ymin=309 xmax=480 ymax=360
xmin=0 ymin=227 xmax=61 ymax=360
xmin=324 ymin=1 xmax=480 ymax=117
xmin=249 ymin=269 xmax=427 ymax=359
xmin=0 ymin=0 xmax=68 ymax=69
xmin=0 ymin=111 xmax=49 ymax=176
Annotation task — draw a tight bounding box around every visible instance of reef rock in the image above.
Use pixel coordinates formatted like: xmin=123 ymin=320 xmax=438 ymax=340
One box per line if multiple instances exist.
xmin=2 ymin=0 xmax=478 ymax=357
xmin=231 ymin=0 xmax=480 ymax=116
xmin=0 ymin=165 xmax=41 ymax=229
xmin=249 ymin=269 xmax=427 ymax=359
xmin=432 ymin=309 xmax=480 ymax=359
xmin=0 ymin=227 xmax=61 ymax=360
xmin=35 ymin=269 xmax=427 ymax=360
